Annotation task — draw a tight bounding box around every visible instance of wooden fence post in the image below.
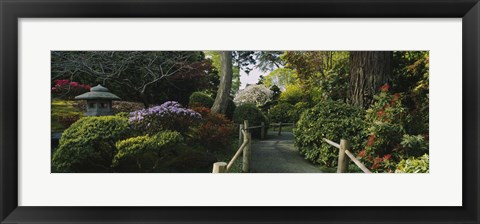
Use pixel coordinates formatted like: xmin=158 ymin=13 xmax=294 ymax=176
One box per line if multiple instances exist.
xmin=239 ymin=124 xmax=244 ymax=144
xmin=242 ymin=120 xmax=251 ymax=173
xmin=337 ymin=139 xmax=350 ymax=173
xmin=212 ymin=162 xmax=227 ymax=173
xmin=261 ymin=122 xmax=265 ymax=140
xmin=278 ymin=122 xmax=282 ymax=136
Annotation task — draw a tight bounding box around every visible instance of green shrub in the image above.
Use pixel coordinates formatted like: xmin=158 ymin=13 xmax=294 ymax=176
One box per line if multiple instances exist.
xmin=292 ymin=102 xmax=309 ymax=122
xmin=52 ymin=116 xmax=130 ymax=172
xmin=51 ymin=100 xmax=84 ymax=132
xmin=112 ymin=131 xmax=183 ymax=172
xmin=163 ymin=151 xmax=217 ymax=173
xmin=401 ymin=134 xmax=428 ymax=157
xmin=395 ymin=154 xmax=429 ymax=173
xmin=294 ymin=100 xmax=365 ymax=167
xmin=268 ymin=103 xmax=295 ymax=123
xmin=189 ymin=92 xmax=214 ymax=108
xmin=358 ymin=84 xmax=409 ymax=173
xmin=279 ymin=83 xmax=304 ymax=104
xmin=225 ymin=98 xmax=236 ymax=120
xmin=233 ymin=103 xmax=269 ymax=138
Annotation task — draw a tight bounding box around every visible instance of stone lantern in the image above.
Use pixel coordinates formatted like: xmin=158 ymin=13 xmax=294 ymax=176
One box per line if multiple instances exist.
xmin=74 ymin=84 xmax=121 ymax=116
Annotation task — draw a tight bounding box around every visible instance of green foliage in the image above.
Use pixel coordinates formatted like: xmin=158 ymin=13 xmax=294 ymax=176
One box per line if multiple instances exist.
xmin=205 ymin=51 xmax=241 ymax=94
xmin=392 ymin=51 xmax=429 ymax=135
xmin=292 ymin=102 xmax=309 ymax=123
xmin=395 ymin=154 xmax=429 ymax=173
xmin=270 ymin=85 xmax=281 ymax=100
xmin=279 ymin=84 xmax=304 ymax=105
xmin=112 ymin=131 xmax=183 ymax=172
xmin=255 ymin=51 xmax=285 ymax=72
xmin=52 ymin=116 xmax=130 ymax=172
xmin=163 ymin=151 xmax=217 ymax=173
xmin=268 ymin=103 xmax=295 ymax=123
xmin=225 ymin=98 xmax=236 ymax=120
xmin=282 ymin=51 xmax=349 ymax=102
xmin=233 ymin=103 xmax=269 ymax=138
xmin=51 ymin=100 xmax=84 ymax=132
xmin=52 ymin=51 xmax=214 ymax=107
xmin=294 ymin=100 xmax=365 ymax=167
xmin=401 ymin=134 xmax=428 ymax=158
xmin=189 ymin=92 xmax=214 ymax=108
xmin=263 ymin=68 xmax=297 ymax=89
xmin=357 ymin=85 xmax=407 ymax=172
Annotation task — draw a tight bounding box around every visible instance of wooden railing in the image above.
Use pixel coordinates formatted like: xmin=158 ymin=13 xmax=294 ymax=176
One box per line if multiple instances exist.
xmin=270 ymin=122 xmax=295 ymax=136
xmin=238 ymin=122 xmax=295 ymax=141
xmin=213 ymin=120 xmax=252 ymax=173
xmin=323 ymin=138 xmax=372 ymax=173
xmin=213 ymin=120 xmax=296 ymax=173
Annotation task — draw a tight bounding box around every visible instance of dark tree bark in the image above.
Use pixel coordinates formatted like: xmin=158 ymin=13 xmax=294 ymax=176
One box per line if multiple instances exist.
xmin=348 ymin=51 xmax=393 ymax=108
xmin=211 ymin=51 xmax=233 ymax=114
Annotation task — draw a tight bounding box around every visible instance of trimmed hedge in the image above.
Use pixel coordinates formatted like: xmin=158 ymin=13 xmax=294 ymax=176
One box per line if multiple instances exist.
xmin=294 ymin=100 xmax=365 ymax=167
xmin=113 ymin=131 xmax=183 ymax=172
xmin=52 ymin=116 xmax=130 ymax=173
xmin=233 ymin=103 xmax=269 ymax=138
xmin=189 ymin=92 xmax=214 ymax=108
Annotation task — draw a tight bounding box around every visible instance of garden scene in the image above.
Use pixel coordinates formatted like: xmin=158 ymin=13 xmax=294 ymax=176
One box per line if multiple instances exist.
xmin=51 ymin=51 xmax=429 ymax=173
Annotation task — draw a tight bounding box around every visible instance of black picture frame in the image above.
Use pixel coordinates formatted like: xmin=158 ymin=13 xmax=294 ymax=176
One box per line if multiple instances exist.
xmin=1 ymin=0 xmax=479 ymax=223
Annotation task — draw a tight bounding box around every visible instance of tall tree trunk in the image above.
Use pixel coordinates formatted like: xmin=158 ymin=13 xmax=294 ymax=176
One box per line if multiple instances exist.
xmin=348 ymin=51 xmax=393 ymax=108
xmin=211 ymin=51 xmax=233 ymax=114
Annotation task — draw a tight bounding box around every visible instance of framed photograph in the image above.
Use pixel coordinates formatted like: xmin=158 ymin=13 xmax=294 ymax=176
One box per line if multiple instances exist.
xmin=1 ymin=0 xmax=479 ymax=223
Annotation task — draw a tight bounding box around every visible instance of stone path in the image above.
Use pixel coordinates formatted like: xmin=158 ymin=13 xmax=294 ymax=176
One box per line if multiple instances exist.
xmin=250 ymin=131 xmax=323 ymax=173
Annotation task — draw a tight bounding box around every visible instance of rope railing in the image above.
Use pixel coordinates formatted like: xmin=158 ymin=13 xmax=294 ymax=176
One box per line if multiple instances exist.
xmin=323 ymin=138 xmax=372 ymax=173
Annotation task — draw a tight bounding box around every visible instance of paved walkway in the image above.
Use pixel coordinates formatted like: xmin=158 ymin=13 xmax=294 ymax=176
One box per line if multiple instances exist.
xmin=250 ymin=131 xmax=323 ymax=173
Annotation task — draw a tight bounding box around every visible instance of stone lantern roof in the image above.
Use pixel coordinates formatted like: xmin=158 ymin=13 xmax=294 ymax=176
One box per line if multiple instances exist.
xmin=74 ymin=84 xmax=121 ymax=100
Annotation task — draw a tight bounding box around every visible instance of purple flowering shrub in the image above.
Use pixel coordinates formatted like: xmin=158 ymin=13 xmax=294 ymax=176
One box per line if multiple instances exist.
xmin=129 ymin=101 xmax=201 ymax=135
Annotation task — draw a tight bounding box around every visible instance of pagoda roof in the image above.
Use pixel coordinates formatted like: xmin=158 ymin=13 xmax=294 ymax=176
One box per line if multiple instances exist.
xmin=74 ymin=84 xmax=121 ymax=100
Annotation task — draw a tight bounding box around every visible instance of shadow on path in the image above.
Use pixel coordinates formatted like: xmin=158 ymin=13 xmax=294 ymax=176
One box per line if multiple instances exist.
xmin=250 ymin=131 xmax=323 ymax=173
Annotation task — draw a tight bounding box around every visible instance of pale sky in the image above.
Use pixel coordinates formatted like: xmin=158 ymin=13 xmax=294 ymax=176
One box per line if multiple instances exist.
xmin=239 ymin=67 xmax=267 ymax=89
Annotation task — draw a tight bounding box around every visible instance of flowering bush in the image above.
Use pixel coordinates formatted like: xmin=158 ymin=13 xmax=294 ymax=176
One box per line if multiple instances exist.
xmin=233 ymin=84 xmax=273 ymax=107
xmin=191 ymin=107 xmax=234 ymax=152
xmin=51 ymin=79 xmax=91 ymax=100
xmin=129 ymin=101 xmax=201 ymax=135
xmin=357 ymin=84 xmax=407 ymax=172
